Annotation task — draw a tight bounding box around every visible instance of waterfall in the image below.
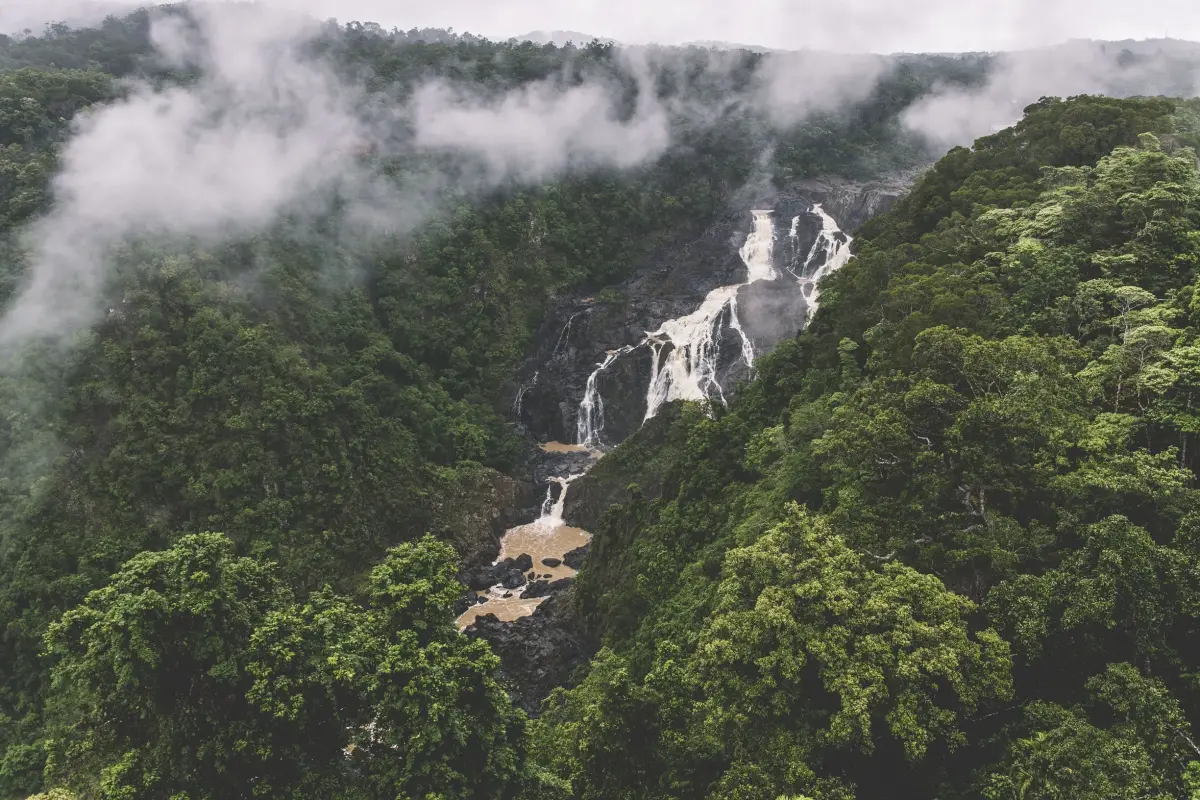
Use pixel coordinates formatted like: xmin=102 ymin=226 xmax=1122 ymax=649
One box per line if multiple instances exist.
xmin=468 ymin=204 xmax=854 ymax=629
xmin=513 ymin=370 xmax=539 ymax=418
xmin=544 ymin=475 xmax=579 ymax=523
xmin=534 ymin=475 xmax=580 ymax=524
xmin=571 ymin=204 xmax=852 ymax=446
xmin=643 ymin=209 xmax=775 ymax=421
xmin=538 ymin=482 xmax=555 ymax=517
xmin=798 ymin=203 xmax=853 ymax=321
xmin=553 ymin=311 xmax=587 ymax=356
xmin=576 ymin=345 xmax=637 ymax=448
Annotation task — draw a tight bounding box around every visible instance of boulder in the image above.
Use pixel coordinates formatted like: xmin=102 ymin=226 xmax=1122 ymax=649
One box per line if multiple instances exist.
xmin=453 ymin=591 xmax=476 ymax=616
xmin=562 ymin=544 xmax=590 ymax=570
xmin=522 ymin=580 xmax=552 ymax=598
xmin=500 ymin=569 xmax=526 ymax=590
xmin=541 ymin=557 xmax=562 ymax=568
xmin=465 ymin=594 xmax=589 ymax=716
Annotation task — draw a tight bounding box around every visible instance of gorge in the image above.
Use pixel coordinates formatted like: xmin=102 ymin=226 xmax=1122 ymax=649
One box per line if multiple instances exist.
xmin=458 ymin=188 xmax=868 ymax=647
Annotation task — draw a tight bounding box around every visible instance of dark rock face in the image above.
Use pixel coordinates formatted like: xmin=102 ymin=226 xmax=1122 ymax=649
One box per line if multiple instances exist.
xmin=453 ymin=591 xmax=475 ymax=617
xmin=523 ymin=579 xmax=552 ymax=598
xmin=542 ymin=557 xmax=562 ymax=567
xmin=465 ymin=552 xmax=540 ymax=591
xmin=500 ymin=569 xmax=527 ymax=590
xmin=507 ymin=175 xmax=913 ymax=456
xmin=788 ymin=172 xmax=918 ymax=231
xmin=436 ymin=469 xmax=538 ymax=585
xmin=465 ymin=593 xmax=589 ymax=715
xmin=562 ymin=543 xmax=590 ymax=570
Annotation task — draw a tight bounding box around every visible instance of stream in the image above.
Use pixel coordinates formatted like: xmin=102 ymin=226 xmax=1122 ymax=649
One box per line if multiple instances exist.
xmin=457 ymin=204 xmax=852 ymax=629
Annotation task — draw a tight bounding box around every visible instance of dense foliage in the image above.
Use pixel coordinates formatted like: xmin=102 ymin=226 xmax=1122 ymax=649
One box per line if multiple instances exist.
xmin=545 ymin=95 xmax=1200 ymax=799
xmin=40 ymin=533 xmax=526 ymax=800
xmin=0 ymin=10 xmax=992 ymax=798
xmin=4 ymin=7 xmax=1200 ymax=800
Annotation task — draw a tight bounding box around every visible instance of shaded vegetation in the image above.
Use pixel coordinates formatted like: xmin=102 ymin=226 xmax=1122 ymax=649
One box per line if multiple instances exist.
xmin=4 ymin=8 xmax=1200 ymax=800
xmin=543 ymin=95 xmax=1200 ymax=799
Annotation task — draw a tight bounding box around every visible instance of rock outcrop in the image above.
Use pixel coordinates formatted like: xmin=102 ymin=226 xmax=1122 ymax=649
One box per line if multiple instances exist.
xmin=508 ymin=174 xmax=915 ymax=455
xmin=465 ymin=592 xmax=588 ymax=715
xmin=430 ymin=468 xmax=537 ymax=580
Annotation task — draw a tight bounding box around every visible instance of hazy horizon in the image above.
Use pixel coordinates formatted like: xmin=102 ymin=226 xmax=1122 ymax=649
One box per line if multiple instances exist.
xmin=4 ymin=0 xmax=1200 ymax=55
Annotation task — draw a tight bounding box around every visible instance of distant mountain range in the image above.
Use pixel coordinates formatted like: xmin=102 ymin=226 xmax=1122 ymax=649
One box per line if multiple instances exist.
xmin=512 ymin=32 xmax=791 ymax=52
xmin=510 ymin=31 xmax=1200 ymax=60
xmin=512 ymin=30 xmax=618 ymax=47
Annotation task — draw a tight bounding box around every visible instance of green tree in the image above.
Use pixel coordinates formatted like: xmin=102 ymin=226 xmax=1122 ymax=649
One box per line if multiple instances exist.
xmin=42 ymin=533 xmax=527 ymax=800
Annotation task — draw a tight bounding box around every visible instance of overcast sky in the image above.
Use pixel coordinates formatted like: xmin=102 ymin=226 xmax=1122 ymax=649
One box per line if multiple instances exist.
xmin=3 ymin=0 xmax=1200 ymax=53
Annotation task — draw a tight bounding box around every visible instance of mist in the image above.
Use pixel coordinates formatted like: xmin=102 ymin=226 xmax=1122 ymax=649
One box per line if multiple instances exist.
xmin=903 ymin=40 xmax=1200 ymax=147
xmin=1 ymin=0 xmax=1197 ymax=358
xmin=1 ymin=1 xmax=919 ymax=356
xmin=410 ymin=73 xmax=671 ymax=183
xmin=0 ymin=3 xmax=374 ymax=348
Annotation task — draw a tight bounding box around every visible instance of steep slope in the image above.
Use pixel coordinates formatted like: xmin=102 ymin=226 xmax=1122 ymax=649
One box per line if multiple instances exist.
xmin=532 ymin=95 xmax=1200 ymax=800
xmin=514 ymin=176 xmax=908 ymax=449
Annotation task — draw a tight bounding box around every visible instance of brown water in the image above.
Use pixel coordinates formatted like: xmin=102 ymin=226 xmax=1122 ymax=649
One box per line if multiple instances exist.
xmin=539 ymin=441 xmax=592 ymax=454
xmin=457 ymin=592 xmax=546 ymax=628
xmin=456 ymin=475 xmax=591 ymax=630
xmin=499 ymin=521 xmax=590 ymax=581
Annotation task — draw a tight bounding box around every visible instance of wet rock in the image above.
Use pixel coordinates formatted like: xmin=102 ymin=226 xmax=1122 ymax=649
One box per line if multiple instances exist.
xmin=453 ymin=592 xmax=476 ymax=616
xmin=502 ymin=592 xmax=513 ymax=599
xmin=523 ymin=576 xmax=574 ymax=599
xmin=476 ymin=595 xmax=489 ymax=604
xmin=490 ymin=553 xmax=535 ymax=585
xmin=500 ymin=569 xmax=527 ymax=590
xmin=465 ymin=593 xmax=589 ymax=716
xmin=562 ymin=543 xmax=590 ymax=570
xmin=542 ymin=557 xmax=562 ymax=567
xmin=535 ymin=448 xmax=597 ymax=484
xmin=437 ymin=468 xmax=537 ymax=578
xmin=464 ymin=563 xmax=499 ymax=591
xmin=522 ymin=580 xmax=552 ymax=598
xmin=510 ymin=176 xmax=915 ymax=454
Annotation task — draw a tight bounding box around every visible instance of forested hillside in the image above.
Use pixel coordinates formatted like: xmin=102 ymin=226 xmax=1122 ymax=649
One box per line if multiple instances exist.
xmin=0 ymin=8 xmax=984 ymax=798
xmin=2 ymin=4 xmax=1200 ymax=800
xmin=552 ymin=95 xmax=1200 ymax=799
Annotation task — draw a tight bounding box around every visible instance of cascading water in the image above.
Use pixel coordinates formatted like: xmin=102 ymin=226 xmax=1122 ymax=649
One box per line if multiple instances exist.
xmin=576 ymin=204 xmax=853 ymax=441
xmin=641 ymin=210 xmax=774 ymax=420
xmin=462 ymin=203 xmax=854 ymax=629
xmin=577 ymin=346 xmax=637 ymax=448
xmin=797 ymin=203 xmax=853 ymax=321
xmin=553 ymin=311 xmax=587 ymax=356
xmin=457 ymin=472 xmax=588 ymax=629
xmin=513 ymin=370 xmax=538 ymax=418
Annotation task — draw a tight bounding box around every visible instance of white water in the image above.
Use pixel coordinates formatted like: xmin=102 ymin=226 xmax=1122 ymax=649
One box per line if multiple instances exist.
xmin=553 ymin=311 xmax=586 ymax=355
xmin=574 ymin=205 xmax=853 ymax=443
xmin=513 ymin=370 xmax=538 ymax=418
xmin=642 ymin=209 xmax=776 ymax=421
xmin=577 ymin=345 xmax=637 ymax=448
xmin=797 ymin=203 xmax=853 ymax=322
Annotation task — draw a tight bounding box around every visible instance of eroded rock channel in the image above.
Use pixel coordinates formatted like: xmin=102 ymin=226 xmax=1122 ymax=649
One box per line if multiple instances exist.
xmin=460 ymin=177 xmax=911 ymax=712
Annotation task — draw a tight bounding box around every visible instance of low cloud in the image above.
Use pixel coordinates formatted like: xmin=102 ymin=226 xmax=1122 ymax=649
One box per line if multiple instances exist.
xmin=1 ymin=2 xmax=369 ymax=347
xmin=0 ymin=1 xmax=950 ymax=355
xmin=411 ymin=74 xmax=671 ymax=182
xmin=903 ymin=40 xmax=1200 ymax=148
xmin=753 ymin=50 xmax=889 ymax=126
